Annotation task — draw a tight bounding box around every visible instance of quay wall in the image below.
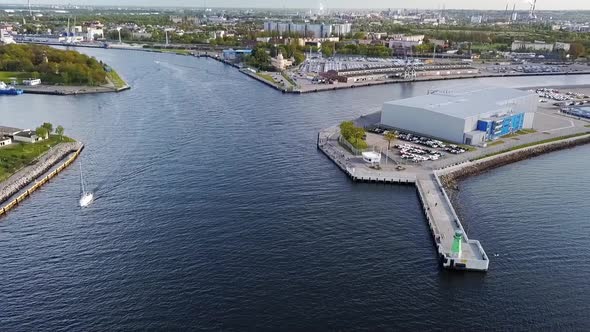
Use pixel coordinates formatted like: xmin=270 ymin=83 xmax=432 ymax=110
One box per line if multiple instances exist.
xmin=0 ymin=142 xmax=83 ymax=217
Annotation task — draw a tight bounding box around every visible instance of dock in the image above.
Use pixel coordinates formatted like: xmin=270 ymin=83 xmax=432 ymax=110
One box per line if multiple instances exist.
xmin=416 ymin=174 xmax=489 ymax=271
xmin=317 ymin=126 xmax=489 ymax=271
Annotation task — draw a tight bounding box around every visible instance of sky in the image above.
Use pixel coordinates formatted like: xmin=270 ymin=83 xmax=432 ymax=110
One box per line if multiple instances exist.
xmin=2 ymin=0 xmax=590 ymax=10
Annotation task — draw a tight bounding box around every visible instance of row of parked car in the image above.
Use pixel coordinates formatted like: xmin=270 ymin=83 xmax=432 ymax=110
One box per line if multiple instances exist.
xmin=397 ymin=132 xmax=467 ymax=154
xmin=395 ymin=144 xmax=442 ymax=162
xmin=535 ymin=88 xmax=590 ymax=102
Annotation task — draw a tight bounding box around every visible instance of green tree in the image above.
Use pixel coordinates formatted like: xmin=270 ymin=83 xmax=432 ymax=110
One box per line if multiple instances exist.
xmin=351 ymin=127 xmax=367 ymax=148
xmin=42 ymin=122 xmax=53 ymax=134
xmin=339 ymin=121 xmax=355 ymax=140
xmin=35 ymin=127 xmax=48 ymax=140
xmin=322 ymin=42 xmax=335 ymax=57
xmin=569 ymin=43 xmax=586 ymax=59
xmin=55 ymin=125 xmax=65 ymax=140
xmin=383 ymin=131 xmax=397 ymax=150
xmin=293 ymin=51 xmax=305 ymax=65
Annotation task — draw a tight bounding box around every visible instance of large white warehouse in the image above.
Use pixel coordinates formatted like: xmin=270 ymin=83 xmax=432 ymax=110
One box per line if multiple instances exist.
xmin=380 ymin=86 xmax=537 ymax=145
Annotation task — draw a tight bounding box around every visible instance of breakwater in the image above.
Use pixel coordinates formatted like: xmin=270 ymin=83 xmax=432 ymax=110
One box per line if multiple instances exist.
xmin=21 ymin=85 xmax=131 ymax=96
xmin=317 ymin=126 xmax=590 ymax=272
xmin=317 ymin=126 xmax=488 ymax=271
xmin=440 ymin=133 xmax=590 ymax=190
xmin=0 ymin=142 xmax=83 ymax=217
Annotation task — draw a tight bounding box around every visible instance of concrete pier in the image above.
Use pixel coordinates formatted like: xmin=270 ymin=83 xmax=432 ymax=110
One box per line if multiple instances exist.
xmin=318 ymin=126 xmax=488 ymax=271
xmin=416 ymin=174 xmax=489 ymax=271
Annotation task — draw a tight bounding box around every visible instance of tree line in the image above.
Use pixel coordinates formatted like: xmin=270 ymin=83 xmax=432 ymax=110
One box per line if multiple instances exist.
xmin=0 ymin=44 xmax=108 ymax=86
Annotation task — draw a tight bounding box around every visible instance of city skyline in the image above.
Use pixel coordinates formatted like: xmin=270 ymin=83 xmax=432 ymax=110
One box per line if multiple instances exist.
xmin=2 ymin=0 xmax=590 ymax=10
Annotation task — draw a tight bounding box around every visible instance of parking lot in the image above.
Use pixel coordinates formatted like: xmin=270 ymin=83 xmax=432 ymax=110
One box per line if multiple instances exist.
xmin=364 ymin=129 xmax=469 ymax=166
xmin=298 ymin=56 xmax=424 ymax=75
xmin=479 ymin=63 xmax=590 ymax=75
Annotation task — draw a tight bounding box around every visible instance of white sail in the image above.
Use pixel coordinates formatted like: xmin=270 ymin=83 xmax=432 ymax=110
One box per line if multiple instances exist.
xmin=79 ymin=161 xmax=93 ymax=207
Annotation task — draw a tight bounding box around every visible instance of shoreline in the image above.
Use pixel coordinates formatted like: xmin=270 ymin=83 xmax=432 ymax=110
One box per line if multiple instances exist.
xmin=0 ymin=142 xmax=84 ymax=217
xmin=20 ymin=84 xmax=131 ymax=96
xmin=195 ymin=53 xmax=590 ymax=94
xmin=22 ymin=42 xmax=590 ymax=95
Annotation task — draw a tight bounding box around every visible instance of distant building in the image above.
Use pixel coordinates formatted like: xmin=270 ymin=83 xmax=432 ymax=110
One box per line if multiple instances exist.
xmin=388 ymin=34 xmax=424 ymax=55
xmin=554 ymin=42 xmax=571 ymax=52
xmin=0 ymin=29 xmax=15 ymax=44
xmin=511 ymin=40 xmax=554 ymax=52
xmin=271 ymin=53 xmax=293 ymax=71
xmin=222 ymin=49 xmax=252 ymax=61
xmin=170 ymin=15 xmax=201 ymax=25
xmin=470 ymin=15 xmax=483 ymax=24
xmin=84 ymin=21 xmax=104 ymax=41
xmin=0 ymin=136 xmax=11 ymax=147
xmin=206 ymin=16 xmax=227 ymax=24
xmin=380 ymin=86 xmax=537 ymax=145
xmin=333 ymin=23 xmax=352 ymax=36
xmin=170 ymin=16 xmax=183 ymax=24
xmin=264 ymin=22 xmax=339 ymax=38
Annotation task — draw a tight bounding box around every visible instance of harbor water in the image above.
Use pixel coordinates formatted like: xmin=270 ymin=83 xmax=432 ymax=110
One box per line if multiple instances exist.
xmin=0 ymin=48 xmax=589 ymax=330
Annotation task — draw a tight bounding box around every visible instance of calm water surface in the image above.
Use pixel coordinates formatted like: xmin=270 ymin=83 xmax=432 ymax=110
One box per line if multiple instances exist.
xmin=0 ymin=49 xmax=589 ymax=330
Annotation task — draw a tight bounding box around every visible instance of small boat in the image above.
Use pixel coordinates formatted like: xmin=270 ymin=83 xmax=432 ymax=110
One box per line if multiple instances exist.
xmin=0 ymin=82 xmax=23 ymax=95
xmin=79 ymin=162 xmax=93 ymax=207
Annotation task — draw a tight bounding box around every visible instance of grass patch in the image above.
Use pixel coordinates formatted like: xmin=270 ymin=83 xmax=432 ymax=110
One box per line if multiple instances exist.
xmin=106 ymin=70 xmax=127 ymax=89
xmin=502 ymin=129 xmax=537 ymax=138
xmin=281 ymin=72 xmax=297 ymax=87
xmin=0 ymin=135 xmax=75 ymax=182
xmin=476 ymin=132 xmax=590 ymax=160
xmin=157 ymin=49 xmax=191 ymax=55
xmin=256 ymin=72 xmax=276 ymax=84
xmin=0 ymin=71 xmax=29 ymax=83
xmin=488 ymin=140 xmax=505 ymax=146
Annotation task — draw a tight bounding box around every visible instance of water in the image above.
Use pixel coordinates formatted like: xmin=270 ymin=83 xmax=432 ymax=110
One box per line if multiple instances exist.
xmin=0 ymin=49 xmax=589 ymax=330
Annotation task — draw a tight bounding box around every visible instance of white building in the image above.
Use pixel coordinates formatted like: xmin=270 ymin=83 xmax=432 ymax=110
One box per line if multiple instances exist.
xmin=13 ymin=130 xmax=43 ymax=143
xmin=470 ymin=15 xmax=483 ymax=24
xmin=264 ymin=22 xmax=335 ymax=38
xmin=554 ymin=42 xmax=571 ymax=52
xmin=22 ymin=79 xmax=41 ymax=86
xmin=511 ymin=40 xmax=554 ymax=52
xmin=0 ymin=29 xmax=15 ymax=44
xmin=380 ymin=87 xmax=537 ymax=145
xmin=0 ymin=136 xmax=11 ymax=146
xmin=333 ymin=23 xmax=352 ymax=36
xmin=271 ymin=53 xmax=293 ymax=70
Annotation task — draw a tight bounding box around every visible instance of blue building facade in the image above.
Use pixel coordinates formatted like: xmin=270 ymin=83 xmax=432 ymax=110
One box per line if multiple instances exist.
xmin=222 ymin=49 xmax=252 ymax=61
xmin=477 ymin=112 xmax=525 ymax=140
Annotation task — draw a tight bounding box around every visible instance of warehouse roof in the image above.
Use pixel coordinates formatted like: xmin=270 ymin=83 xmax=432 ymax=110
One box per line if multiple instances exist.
xmin=383 ymin=86 xmax=535 ymax=119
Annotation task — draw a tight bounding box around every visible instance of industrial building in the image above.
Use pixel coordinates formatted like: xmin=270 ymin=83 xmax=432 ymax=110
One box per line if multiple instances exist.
xmin=380 ymin=87 xmax=537 ymax=145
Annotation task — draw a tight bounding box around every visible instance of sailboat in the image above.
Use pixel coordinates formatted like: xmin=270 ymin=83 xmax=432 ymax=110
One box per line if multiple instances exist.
xmin=79 ymin=162 xmax=93 ymax=207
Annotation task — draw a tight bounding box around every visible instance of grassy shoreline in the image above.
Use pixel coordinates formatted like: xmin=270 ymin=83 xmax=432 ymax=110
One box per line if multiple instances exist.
xmin=0 ymin=135 xmax=75 ymax=182
xmin=106 ymin=70 xmax=128 ymax=89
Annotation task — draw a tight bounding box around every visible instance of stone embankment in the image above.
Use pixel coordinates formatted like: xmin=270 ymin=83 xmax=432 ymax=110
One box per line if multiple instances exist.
xmin=440 ymin=134 xmax=590 ymax=189
xmin=0 ymin=142 xmax=82 ymax=204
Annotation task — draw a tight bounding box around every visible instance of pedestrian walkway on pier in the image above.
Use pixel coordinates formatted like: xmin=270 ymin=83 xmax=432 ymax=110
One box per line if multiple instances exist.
xmin=416 ymin=175 xmax=489 ymax=271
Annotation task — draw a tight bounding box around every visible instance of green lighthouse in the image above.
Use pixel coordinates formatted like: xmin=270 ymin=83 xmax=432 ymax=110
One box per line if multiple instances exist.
xmin=451 ymin=230 xmax=463 ymax=258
